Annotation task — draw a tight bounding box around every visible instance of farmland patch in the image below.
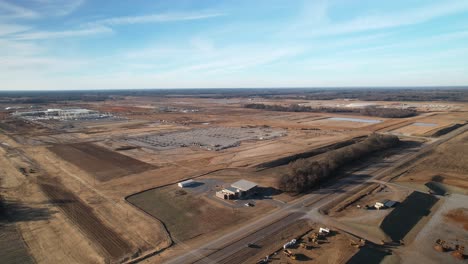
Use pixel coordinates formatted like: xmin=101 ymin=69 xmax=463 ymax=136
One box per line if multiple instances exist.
xmin=48 ymin=142 xmax=155 ymax=182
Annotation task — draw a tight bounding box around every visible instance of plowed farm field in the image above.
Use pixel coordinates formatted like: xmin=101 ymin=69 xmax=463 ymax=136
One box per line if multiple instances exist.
xmin=48 ymin=142 xmax=155 ymax=182
xmin=38 ymin=177 xmax=133 ymax=262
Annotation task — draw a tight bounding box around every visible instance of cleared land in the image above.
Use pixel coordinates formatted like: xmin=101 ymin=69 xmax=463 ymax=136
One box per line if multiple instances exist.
xmin=0 ymin=90 xmax=467 ymax=264
xmin=238 ymin=220 xmax=358 ymax=264
xmin=394 ymin=129 xmax=468 ymax=193
xmin=445 ymin=208 xmax=468 ymax=231
xmin=48 ymin=142 xmax=155 ymax=182
xmin=380 ymin=191 xmax=439 ymax=242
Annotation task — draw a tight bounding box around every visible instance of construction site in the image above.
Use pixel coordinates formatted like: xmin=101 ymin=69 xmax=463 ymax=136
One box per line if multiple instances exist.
xmin=0 ymin=89 xmax=467 ymax=264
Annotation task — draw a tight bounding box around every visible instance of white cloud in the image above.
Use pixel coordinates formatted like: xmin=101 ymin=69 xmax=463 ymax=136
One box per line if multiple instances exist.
xmin=0 ymin=23 xmax=30 ymax=36
xmin=12 ymin=26 xmax=112 ymax=40
xmin=90 ymin=12 xmax=225 ymax=26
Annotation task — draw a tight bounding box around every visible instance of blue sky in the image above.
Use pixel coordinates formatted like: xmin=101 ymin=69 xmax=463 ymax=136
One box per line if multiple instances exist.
xmin=1 ymin=0 xmax=468 ymax=90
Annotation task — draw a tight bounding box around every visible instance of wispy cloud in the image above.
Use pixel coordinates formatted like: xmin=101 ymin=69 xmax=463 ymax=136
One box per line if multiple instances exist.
xmin=0 ymin=0 xmax=39 ymax=19
xmin=90 ymin=12 xmax=226 ymax=26
xmin=12 ymin=26 xmax=112 ymax=40
xmin=5 ymin=10 xmax=224 ymax=41
xmin=0 ymin=23 xmax=30 ymax=36
xmin=289 ymin=0 xmax=468 ymax=37
xmin=33 ymin=0 xmax=85 ymax=17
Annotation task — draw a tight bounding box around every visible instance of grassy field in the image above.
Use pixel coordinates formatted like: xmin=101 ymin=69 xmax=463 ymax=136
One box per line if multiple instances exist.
xmin=127 ymin=186 xmax=273 ymax=242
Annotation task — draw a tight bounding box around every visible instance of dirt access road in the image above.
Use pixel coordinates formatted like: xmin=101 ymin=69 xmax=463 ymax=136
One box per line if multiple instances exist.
xmin=162 ymin=125 xmax=467 ymax=264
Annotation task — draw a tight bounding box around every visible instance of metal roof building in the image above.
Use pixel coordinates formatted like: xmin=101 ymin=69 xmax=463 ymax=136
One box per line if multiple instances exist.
xmin=231 ymin=180 xmax=257 ymax=192
xmin=178 ymin=179 xmax=195 ymax=188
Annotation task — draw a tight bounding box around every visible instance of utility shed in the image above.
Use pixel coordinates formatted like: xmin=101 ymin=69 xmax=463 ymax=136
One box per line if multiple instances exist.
xmin=178 ymin=179 xmax=195 ymax=188
xmin=383 ymin=200 xmax=397 ymax=208
xmin=231 ymin=180 xmax=258 ymax=198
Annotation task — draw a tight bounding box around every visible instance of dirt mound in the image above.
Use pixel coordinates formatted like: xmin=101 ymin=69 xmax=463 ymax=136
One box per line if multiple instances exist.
xmin=445 ymin=208 xmax=468 ymax=230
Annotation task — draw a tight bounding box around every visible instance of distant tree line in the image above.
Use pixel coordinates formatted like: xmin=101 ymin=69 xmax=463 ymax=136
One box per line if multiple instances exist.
xmin=278 ymin=134 xmax=400 ymax=193
xmin=244 ymin=103 xmax=416 ymax=118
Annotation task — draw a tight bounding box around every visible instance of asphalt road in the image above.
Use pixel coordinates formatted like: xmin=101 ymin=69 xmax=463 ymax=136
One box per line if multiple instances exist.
xmin=164 ymin=125 xmax=467 ymax=264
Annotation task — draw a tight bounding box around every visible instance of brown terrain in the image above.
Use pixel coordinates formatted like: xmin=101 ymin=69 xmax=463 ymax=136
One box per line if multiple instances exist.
xmin=0 ymin=91 xmax=467 ymax=264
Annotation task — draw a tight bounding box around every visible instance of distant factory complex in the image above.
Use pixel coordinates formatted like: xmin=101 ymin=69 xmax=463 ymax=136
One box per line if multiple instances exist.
xmin=12 ymin=108 xmax=113 ymax=121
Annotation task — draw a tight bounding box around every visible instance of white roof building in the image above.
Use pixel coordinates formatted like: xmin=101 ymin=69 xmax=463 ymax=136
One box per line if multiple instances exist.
xmin=231 ymin=180 xmax=257 ymax=191
xmin=178 ymin=179 xmax=195 ymax=188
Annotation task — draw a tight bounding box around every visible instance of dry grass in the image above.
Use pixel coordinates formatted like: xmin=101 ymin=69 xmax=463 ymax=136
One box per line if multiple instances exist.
xmin=127 ymin=186 xmax=273 ymax=242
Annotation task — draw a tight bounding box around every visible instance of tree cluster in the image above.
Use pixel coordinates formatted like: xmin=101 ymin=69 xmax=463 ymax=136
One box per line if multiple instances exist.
xmin=278 ymin=134 xmax=400 ymax=193
xmin=244 ymin=103 xmax=416 ymax=118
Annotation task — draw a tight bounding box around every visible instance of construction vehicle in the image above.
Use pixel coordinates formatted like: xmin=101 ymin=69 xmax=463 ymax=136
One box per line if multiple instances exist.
xmin=452 ymin=245 xmax=465 ymax=260
xmin=311 ymin=232 xmax=321 ymax=240
xmin=283 ymin=249 xmax=296 ymax=260
xmin=299 ymin=242 xmax=310 ymax=249
xmin=319 ymin=227 xmax=330 ymax=236
xmin=283 ymin=238 xmax=297 ymax=249
xmin=433 ymin=239 xmax=449 ymax=252
xmin=256 ymin=256 xmax=269 ymax=264
xmin=350 ymin=239 xmax=366 ymax=248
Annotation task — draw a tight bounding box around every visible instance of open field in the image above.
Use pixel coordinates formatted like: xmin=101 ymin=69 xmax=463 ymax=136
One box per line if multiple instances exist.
xmin=394 ymin=129 xmax=468 ymax=193
xmin=48 ymin=142 xmax=156 ymax=182
xmin=0 ymin=198 xmax=35 ymax=264
xmin=38 ymin=176 xmax=133 ymax=262
xmin=390 ymin=112 xmax=467 ymax=136
xmin=127 ymin=183 xmax=276 ymax=242
xmin=0 ymin=90 xmax=467 ymax=264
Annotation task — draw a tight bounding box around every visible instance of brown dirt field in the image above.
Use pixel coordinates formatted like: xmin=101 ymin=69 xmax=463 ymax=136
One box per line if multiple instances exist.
xmin=38 ymin=176 xmax=133 ymax=262
xmin=0 ymin=138 xmax=104 ymax=264
xmin=48 ymin=142 xmax=155 ymax=182
xmin=392 ymin=123 xmax=441 ymax=135
xmin=391 ymin=112 xmax=468 ymax=136
xmin=394 ymin=130 xmax=468 ymax=190
xmin=0 ymin=119 xmax=48 ymax=134
xmin=24 ymin=144 xmax=172 ymax=262
xmin=445 ymin=208 xmax=468 ymax=231
xmin=254 ymin=223 xmax=359 ymax=264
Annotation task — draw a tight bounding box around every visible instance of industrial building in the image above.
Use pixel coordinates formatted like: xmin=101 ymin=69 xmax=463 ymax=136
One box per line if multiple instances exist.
xmin=12 ymin=108 xmax=111 ymax=121
xmin=216 ymin=179 xmax=258 ymax=200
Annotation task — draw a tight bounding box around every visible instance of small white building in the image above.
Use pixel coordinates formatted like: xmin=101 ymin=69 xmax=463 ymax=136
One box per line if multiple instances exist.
xmin=178 ymin=179 xmax=195 ymax=188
